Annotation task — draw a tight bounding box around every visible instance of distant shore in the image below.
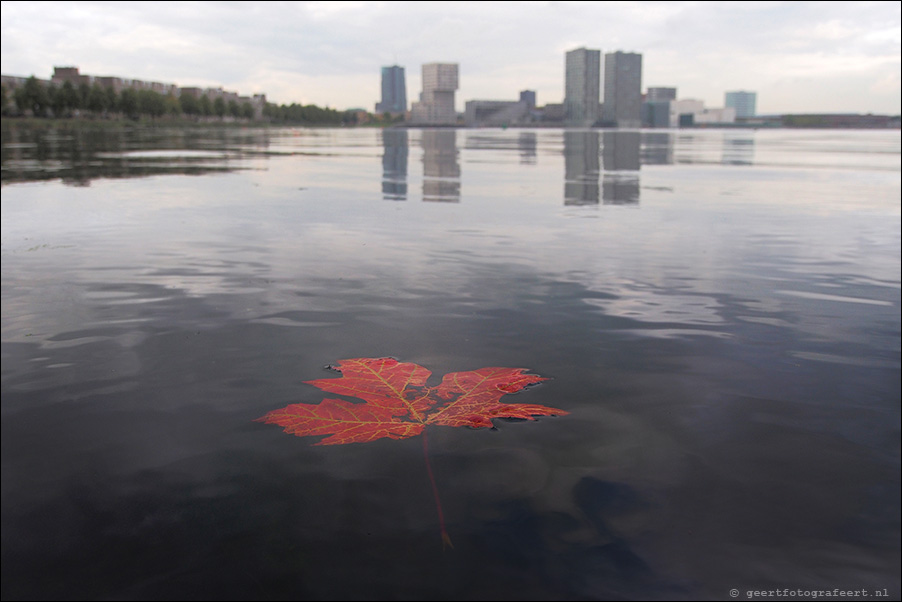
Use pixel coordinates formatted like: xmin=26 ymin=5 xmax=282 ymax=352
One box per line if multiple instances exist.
xmin=3 ymin=114 xmax=899 ymax=131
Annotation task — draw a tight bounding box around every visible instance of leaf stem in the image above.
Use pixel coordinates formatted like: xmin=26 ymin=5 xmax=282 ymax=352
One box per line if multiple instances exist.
xmin=422 ymin=430 xmax=453 ymax=550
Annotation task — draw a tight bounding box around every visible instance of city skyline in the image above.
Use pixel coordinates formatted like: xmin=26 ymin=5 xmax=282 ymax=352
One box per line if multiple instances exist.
xmin=2 ymin=1 xmax=900 ymax=115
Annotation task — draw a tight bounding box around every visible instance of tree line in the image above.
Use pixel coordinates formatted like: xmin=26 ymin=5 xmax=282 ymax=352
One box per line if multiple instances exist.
xmin=1 ymin=76 xmax=355 ymax=125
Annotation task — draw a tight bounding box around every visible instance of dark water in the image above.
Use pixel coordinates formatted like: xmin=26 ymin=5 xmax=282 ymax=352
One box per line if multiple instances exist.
xmin=2 ymin=122 xmax=899 ymax=601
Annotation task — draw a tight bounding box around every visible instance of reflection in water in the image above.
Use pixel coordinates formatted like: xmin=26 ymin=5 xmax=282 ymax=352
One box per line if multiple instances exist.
xmin=722 ymin=133 xmax=755 ymax=165
xmin=2 ymin=125 xmax=899 ymax=600
xmin=664 ymin=130 xmax=763 ymax=166
xmin=602 ymin=176 xmax=639 ymax=205
xmin=641 ymin=132 xmax=674 ymax=165
xmin=563 ymin=130 xmax=646 ymax=206
xmin=519 ymin=132 xmax=537 ymax=165
xmin=381 ymin=128 xmax=408 ymax=200
xmin=602 ymin=131 xmax=640 ymax=205
xmin=421 ymin=129 xmax=460 ymax=202
xmin=602 ymin=131 xmax=640 ymax=171
xmin=1 ymin=122 xmax=269 ymax=186
xmin=564 ymin=130 xmax=599 ymax=205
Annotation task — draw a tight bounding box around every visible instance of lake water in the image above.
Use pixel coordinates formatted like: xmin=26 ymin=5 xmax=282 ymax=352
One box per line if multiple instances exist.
xmin=2 ymin=123 xmax=900 ymax=600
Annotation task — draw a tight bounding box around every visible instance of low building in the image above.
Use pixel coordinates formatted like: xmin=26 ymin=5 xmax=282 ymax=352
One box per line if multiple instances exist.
xmin=4 ymin=66 xmax=265 ymax=117
xmin=51 ymin=66 xmax=91 ymax=87
xmin=670 ymin=99 xmax=705 ymax=127
xmin=694 ymin=107 xmax=736 ymax=125
xmin=642 ymin=100 xmax=671 ymax=128
xmin=646 ymin=87 xmax=676 ymax=102
xmin=541 ymin=103 xmax=565 ymax=123
xmin=464 ymin=100 xmax=531 ymax=127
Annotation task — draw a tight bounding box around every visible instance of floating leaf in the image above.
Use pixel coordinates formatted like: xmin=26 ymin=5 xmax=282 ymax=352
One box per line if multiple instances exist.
xmin=257 ymin=357 xmax=565 ymax=443
xmin=257 ymin=398 xmax=424 ymax=446
xmin=256 ymin=357 xmax=567 ymax=546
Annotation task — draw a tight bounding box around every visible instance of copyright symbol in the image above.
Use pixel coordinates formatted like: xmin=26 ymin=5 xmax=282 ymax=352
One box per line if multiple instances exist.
xmin=730 ymin=590 xmax=739 ymax=598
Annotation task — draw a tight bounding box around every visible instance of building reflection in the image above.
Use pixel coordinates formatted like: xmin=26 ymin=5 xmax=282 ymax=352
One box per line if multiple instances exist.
xmin=601 ymin=130 xmax=640 ymax=205
xmin=518 ymin=131 xmax=537 ymax=165
xmin=563 ymin=130 xmax=600 ymax=205
xmin=381 ymin=128 xmax=408 ymax=200
xmin=641 ymin=132 xmax=674 ymax=165
xmin=721 ymin=133 xmax=755 ymax=165
xmin=421 ymin=129 xmax=460 ymax=202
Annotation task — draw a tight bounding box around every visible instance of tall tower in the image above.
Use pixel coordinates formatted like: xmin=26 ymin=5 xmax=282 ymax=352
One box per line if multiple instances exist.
xmin=376 ymin=65 xmax=407 ymax=115
xmin=725 ymin=91 xmax=757 ymax=118
xmin=603 ymin=51 xmax=643 ymax=128
xmin=410 ymin=63 xmax=459 ymax=125
xmin=565 ymin=47 xmax=601 ymax=126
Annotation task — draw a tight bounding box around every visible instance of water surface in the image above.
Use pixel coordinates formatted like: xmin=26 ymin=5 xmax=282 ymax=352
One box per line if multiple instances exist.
xmin=2 ymin=123 xmax=900 ymax=600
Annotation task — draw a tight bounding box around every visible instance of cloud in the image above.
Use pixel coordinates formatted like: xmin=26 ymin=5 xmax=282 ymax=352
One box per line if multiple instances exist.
xmin=1 ymin=0 xmax=899 ymax=113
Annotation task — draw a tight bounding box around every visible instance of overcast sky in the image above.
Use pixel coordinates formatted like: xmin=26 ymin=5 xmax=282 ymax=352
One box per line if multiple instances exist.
xmin=2 ymin=1 xmax=900 ymax=115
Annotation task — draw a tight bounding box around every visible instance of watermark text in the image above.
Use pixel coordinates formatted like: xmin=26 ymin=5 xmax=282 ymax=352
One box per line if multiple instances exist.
xmin=730 ymin=588 xmax=891 ymax=599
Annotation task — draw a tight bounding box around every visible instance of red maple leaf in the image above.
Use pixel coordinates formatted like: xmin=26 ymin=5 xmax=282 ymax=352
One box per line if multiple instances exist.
xmin=256 ymin=357 xmax=567 ymax=547
xmin=256 ymin=357 xmax=566 ymax=445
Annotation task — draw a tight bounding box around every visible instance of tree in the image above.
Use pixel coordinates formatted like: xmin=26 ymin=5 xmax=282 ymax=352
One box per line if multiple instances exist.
xmin=260 ymin=101 xmax=342 ymax=125
xmin=164 ymin=93 xmax=181 ymax=116
xmin=20 ymin=76 xmax=50 ymax=116
xmin=14 ymin=86 xmax=27 ymax=113
xmin=213 ymin=96 xmax=226 ymax=119
xmin=137 ymin=89 xmax=166 ymax=119
xmin=57 ymin=80 xmax=80 ymax=116
xmin=241 ymin=101 xmax=255 ymax=120
xmin=119 ymin=88 xmax=139 ymax=119
xmin=180 ymin=92 xmax=199 ymax=116
xmin=86 ymin=83 xmax=110 ymax=115
xmin=77 ymin=82 xmax=91 ymax=111
xmin=199 ymin=95 xmax=212 ymax=117
xmin=104 ymin=86 xmax=118 ymax=113
xmin=47 ymin=84 xmax=61 ymax=116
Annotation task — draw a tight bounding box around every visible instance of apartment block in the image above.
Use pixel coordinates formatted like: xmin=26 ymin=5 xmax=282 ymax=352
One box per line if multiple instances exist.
xmin=725 ymin=91 xmax=757 ymax=118
xmin=411 ymin=63 xmax=459 ymax=125
xmin=603 ymin=51 xmax=643 ymax=128
xmin=565 ymin=47 xmax=601 ymax=126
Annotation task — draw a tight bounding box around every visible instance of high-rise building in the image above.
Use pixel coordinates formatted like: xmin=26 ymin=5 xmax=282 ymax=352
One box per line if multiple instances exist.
xmin=410 ymin=63 xmax=459 ymax=125
xmin=375 ymin=65 xmax=407 ymax=115
xmin=603 ymin=51 xmax=643 ymax=128
xmin=565 ymin=47 xmax=601 ymax=126
xmin=725 ymin=91 xmax=757 ymax=118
